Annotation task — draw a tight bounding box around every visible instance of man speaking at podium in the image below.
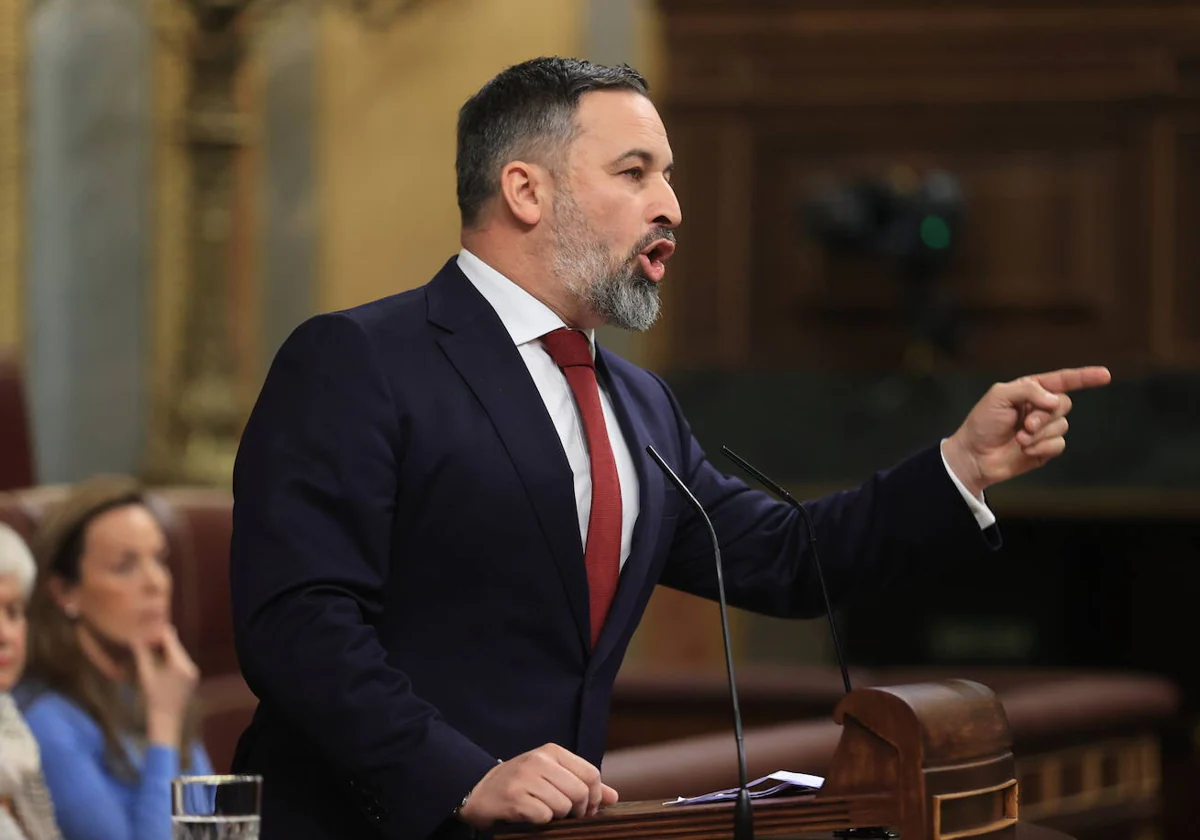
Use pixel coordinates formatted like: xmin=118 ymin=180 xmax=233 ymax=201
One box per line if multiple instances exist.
xmin=228 ymin=57 xmax=1110 ymax=840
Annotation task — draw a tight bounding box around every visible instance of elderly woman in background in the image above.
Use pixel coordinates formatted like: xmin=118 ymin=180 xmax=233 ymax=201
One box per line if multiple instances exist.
xmin=17 ymin=477 xmax=211 ymax=840
xmin=0 ymin=524 xmax=60 ymax=840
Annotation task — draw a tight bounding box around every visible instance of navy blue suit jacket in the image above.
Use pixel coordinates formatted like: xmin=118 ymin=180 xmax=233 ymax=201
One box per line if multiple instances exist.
xmin=229 ymin=258 xmax=993 ymax=839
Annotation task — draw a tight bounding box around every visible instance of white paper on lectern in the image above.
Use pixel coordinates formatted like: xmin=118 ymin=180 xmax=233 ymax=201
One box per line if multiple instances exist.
xmin=663 ymin=770 xmax=825 ymax=806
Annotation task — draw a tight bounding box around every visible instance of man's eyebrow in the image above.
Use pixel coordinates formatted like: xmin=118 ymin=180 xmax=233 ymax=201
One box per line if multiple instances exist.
xmin=611 ymin=149 xmax=675 ymax=174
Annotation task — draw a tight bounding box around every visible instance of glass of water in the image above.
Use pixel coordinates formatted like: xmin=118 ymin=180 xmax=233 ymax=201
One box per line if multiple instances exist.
xmin=172 ymin=774 xmax=262 ymax=840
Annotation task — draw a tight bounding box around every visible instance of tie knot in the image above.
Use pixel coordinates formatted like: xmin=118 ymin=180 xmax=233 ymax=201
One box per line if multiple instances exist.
xmin=541 ymin=328 xmax=594 ymax=370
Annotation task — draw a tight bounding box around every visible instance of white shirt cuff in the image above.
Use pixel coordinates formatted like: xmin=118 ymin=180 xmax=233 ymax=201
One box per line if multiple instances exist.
xmin=940 ymin=439 xmax=997 ymax=530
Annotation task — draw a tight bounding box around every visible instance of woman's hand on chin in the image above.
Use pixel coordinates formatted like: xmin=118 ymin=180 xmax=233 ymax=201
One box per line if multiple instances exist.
xmin=132 ymin=624 xmax=198 ymax=747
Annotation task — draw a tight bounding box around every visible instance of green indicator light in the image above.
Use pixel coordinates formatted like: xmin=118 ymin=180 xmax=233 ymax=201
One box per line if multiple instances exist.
xmin=920 ymin=215 xmax=952 ymax=250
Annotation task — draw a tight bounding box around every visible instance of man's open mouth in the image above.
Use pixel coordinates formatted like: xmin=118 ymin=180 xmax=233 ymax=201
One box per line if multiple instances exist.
xmin=637 ymin=239 xmax=676 ymax=283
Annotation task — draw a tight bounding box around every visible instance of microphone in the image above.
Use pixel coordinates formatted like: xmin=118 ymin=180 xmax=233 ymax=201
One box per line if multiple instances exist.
xmin=646 ymin=444 xmax=753 ymax=840
xmin=720 ymin=446 xmax=852 ymax=696
xmin=722 ymin=448 xmax=901 ymax=840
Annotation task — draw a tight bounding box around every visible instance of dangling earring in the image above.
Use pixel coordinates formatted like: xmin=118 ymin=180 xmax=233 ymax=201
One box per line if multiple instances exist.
xmin=63 ymin=604 xmax=79 ymax=620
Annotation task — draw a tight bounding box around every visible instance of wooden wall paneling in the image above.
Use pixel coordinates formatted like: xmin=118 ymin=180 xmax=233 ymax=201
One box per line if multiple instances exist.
xmin=657 ymin=114 xmax=755 ymax=370
xmin=1173 ymin=116 xmax=1200 ymax=366
xmin=660 ymin=10 xmax=1200 ymax=109
xmin=1147 ymin=115 xmax=1178 ymax=366
xmin=653 ymin=1 xmax=1200 ymax=373
xmin=749 ymin=106 xmax=1142 ymax=371
xmin=660 ymin=0 xmax=1200 ymax=12
xmin=711 ymin=120 xmax=754 ymax=369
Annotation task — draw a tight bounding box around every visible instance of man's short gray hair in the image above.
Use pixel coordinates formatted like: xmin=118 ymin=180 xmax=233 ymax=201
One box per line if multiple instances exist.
xmin=0 ymin=524 xmax=35 ymax=599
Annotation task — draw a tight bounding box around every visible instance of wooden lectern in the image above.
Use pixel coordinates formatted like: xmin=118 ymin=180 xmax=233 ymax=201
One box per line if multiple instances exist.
xmin=496 ymin=679 xmax=1067 ymax=840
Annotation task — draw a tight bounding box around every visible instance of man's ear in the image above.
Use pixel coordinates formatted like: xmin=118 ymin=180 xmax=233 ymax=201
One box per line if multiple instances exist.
xmin=498 ymin=160 xmax=549 ymax=226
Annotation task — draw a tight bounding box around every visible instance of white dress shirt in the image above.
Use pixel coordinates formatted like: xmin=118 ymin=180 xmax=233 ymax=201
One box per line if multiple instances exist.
xmin=455 ymin=249 xmax=995 ymax=571
xmin=457 ymin=249 xmax=641 ymax=569
xmin=942 ymin=445 xmax=996 ymax=529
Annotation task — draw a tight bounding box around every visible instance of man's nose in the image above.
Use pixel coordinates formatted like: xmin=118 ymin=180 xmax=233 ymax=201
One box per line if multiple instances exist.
xmin=652 ymin=180 xmax=682 ymax=230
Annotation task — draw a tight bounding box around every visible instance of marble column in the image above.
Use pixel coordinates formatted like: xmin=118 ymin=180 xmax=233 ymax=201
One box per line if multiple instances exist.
xmin=258 ymin=7 xmax=317 ymax=374
xmin=26 ymin=0 xmax=151 ymax=483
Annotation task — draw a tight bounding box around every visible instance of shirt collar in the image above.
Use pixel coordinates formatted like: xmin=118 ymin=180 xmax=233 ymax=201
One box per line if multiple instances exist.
xmin=456 ymin=248 xmax=596 ymax=357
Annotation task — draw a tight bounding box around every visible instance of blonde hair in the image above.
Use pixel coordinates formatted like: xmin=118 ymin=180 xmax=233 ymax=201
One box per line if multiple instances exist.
xmin=0 ymin=523 xmax=35 ymax=599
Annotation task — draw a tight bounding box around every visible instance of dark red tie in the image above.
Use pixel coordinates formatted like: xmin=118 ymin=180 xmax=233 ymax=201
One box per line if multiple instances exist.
xmin=541 ymin=328 xmax=622 ymax=647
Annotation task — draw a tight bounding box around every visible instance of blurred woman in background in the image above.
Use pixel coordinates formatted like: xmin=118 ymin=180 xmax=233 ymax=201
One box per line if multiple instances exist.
xmin=0 ymin=523 xmax=60 ymax=840
xmin=17 ymin=477 xmax=210 ymax=840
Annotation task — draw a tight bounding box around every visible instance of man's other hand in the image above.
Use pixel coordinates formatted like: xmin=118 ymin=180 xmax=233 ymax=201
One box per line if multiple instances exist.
xmin=942 ymin=366 xmax=1112 ymax=497
xmin=457 ymin=743 xmax=619 ymax=829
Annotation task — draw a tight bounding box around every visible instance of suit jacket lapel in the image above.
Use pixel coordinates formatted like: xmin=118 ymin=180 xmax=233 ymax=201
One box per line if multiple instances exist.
xmin=589 ymin=347 xmax=664 ymax=671
xmin=428 ymin=261 xmax=591 ymax=653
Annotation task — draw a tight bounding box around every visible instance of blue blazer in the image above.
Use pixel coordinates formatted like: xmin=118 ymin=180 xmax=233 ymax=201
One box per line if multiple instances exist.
xmin=229 ymin=258 xmax=993 ymax=840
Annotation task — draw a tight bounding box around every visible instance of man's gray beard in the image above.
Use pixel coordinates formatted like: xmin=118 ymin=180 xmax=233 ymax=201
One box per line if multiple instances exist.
xmin=551 ymin=191 xmax=662 ymax=333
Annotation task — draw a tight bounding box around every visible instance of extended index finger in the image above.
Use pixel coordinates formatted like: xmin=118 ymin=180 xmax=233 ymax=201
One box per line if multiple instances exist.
xmin=1031 ymin=366 xmax=1112 ymax=394
xmin=161 ymin=624 xmax=192 ymax=667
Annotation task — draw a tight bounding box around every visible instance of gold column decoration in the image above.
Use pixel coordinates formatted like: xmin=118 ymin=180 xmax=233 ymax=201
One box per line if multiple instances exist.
xmin=146 ymin=0 xmax=426 ymax=486
xmin=0 ymin=0 xmax=24 ymax=351
xmin=147 ymin=0 xmax=193 ymax=484
xmin=149 ymin=3 xmax=253 ymax=487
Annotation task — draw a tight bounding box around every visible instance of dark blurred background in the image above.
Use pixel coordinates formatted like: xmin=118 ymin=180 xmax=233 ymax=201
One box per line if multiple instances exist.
xmin=0 ymin=0 xmax=1196 ymax=838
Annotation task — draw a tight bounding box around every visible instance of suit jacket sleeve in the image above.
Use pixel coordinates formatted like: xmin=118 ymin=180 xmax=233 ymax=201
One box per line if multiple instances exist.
xmin=652 ymin=374 xmax=999 ymax=617
xmin=230 ymin=313 xmax=497 ymax=840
